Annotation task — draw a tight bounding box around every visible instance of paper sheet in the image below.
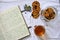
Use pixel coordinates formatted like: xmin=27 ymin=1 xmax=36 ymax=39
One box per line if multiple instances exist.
xmin=0 ymin=6 xmax=29 ymax=40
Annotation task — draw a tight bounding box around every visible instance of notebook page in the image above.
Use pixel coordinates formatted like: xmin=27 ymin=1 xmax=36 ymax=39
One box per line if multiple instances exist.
xmin=0 ymin=29 xmax=5 ymax=40
xmin=0 ymin=6 xmax=29 ymax=40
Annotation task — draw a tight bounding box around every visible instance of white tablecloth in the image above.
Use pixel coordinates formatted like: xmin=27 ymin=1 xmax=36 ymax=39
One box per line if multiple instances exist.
xmin=0 ymin=0 xmax=60 ymax=40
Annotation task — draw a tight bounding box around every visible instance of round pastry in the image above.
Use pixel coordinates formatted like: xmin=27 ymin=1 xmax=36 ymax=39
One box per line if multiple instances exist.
xmin=46 ymin=8 xmax=54 ymax=13
xmin=32 ymin=1 xmax=40 ymax=7
xmin=32 ymin=10 xmax=39 ymax=16
xmin=33 ymin=6 xmax=40 ymax=12
xmin=32 ymin=13 xmax=39 ymax=19
xmin=43 ymin=7 xmax=56 ymax=20
xmin=32 ymin=1 xmax=40 ymax=19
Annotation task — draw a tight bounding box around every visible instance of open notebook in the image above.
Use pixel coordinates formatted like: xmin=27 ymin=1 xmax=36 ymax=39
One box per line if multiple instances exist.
xmin=0 ymin=6 xmax=30 ymax=40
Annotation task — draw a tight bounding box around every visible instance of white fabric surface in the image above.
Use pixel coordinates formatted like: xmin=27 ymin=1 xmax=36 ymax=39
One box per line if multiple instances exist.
xmin=0 ymin=0 xmax=60 ymax=40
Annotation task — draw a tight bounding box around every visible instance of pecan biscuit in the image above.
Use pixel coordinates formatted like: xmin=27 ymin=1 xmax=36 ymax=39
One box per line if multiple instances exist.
xmin=43 ymin=8 xmax=55 ymax=20
xmin=32 ymin=13 xmax=40 ymax=19
xmin=32 ymin=10 xmax=39 ymax=16
xmin=33 ymin=6 xmax=40 ymax=12
xmin=32 ymin=1 xmax=40 ymax=7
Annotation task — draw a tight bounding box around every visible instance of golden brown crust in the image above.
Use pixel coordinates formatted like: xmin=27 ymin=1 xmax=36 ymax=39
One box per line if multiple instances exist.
xmin=32 ymin=1 xmax=40 ymax=6
xmin=32 ymin=13 xmax=39 ymax=19
xmin=31 ymin=1 xmax=40 ymax=19
xmin=32 ymin=10 xmax=39 ymax=15
xmin=32 ymin=10 xmax=40 ymax=19
xmin=33 ymin=6 xmax=40 ymax=12
xmin=43 ymin=8 xmax=55 ymax=20
xmin=32 ymin=1 xmax=40 ymax=12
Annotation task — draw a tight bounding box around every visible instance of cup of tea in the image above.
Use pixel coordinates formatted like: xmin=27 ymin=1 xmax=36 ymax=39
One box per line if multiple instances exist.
xmin=34 ymin=25 xmax=48 ymax=40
